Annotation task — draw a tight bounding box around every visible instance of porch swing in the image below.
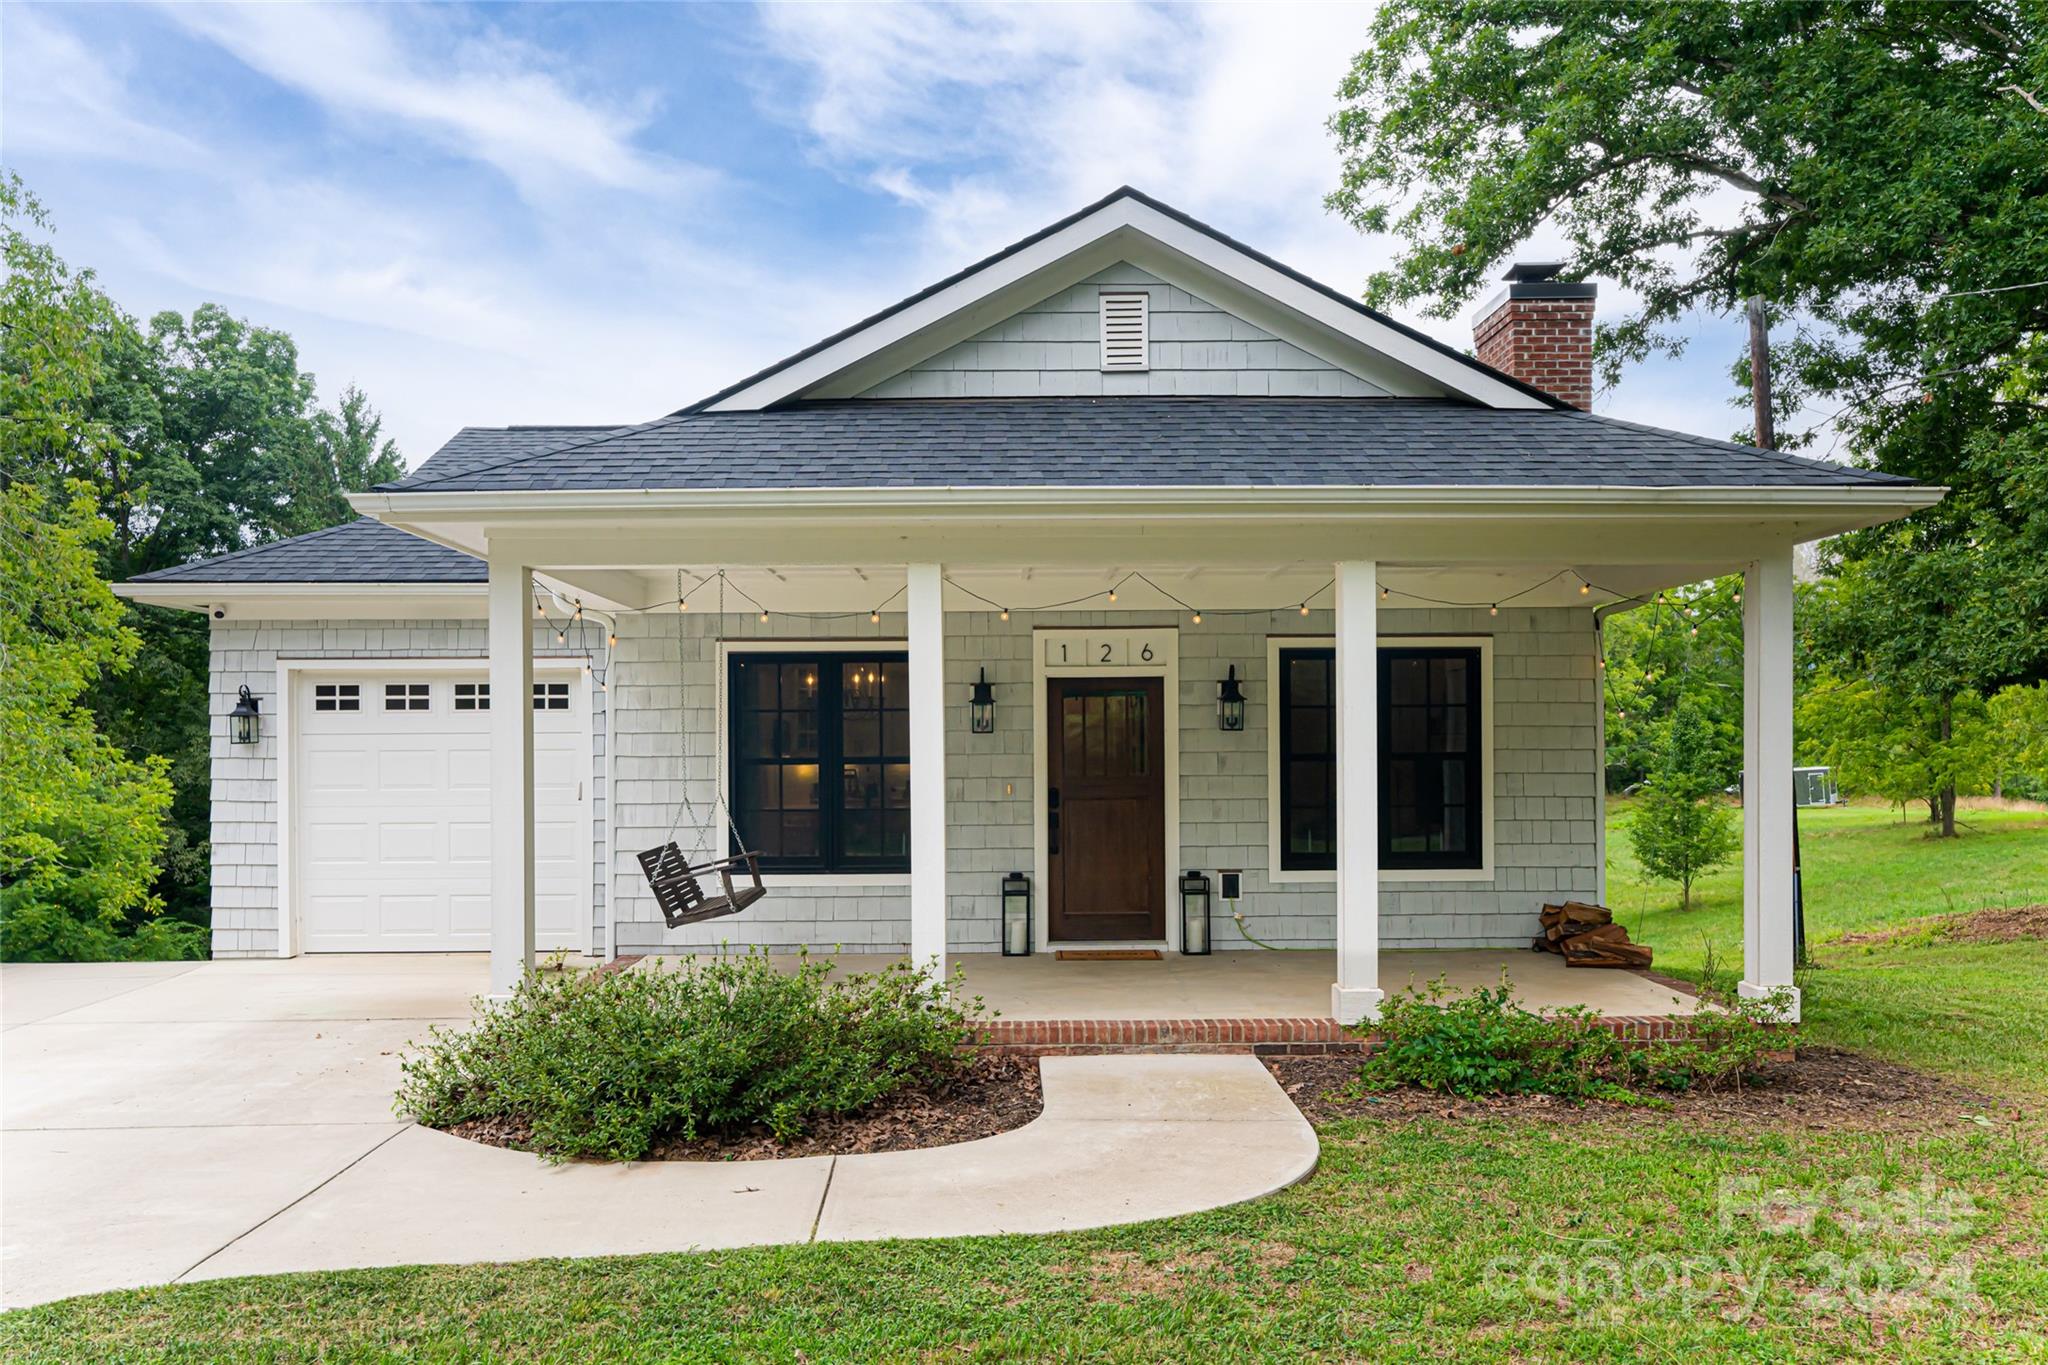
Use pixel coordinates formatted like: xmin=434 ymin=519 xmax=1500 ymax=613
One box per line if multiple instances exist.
xmin=635 ymin=572 xmax=767 ymax=928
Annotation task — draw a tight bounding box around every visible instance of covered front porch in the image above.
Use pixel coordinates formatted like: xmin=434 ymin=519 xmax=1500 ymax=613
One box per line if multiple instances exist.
xmin=349 ymin=487 xmax=1834 ymax=1026
xmin=634 ymin=947 xmax=1703 ymax=1025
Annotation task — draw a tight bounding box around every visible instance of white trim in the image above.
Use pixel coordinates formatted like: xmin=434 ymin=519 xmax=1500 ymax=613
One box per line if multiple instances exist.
xmin=712 ymin=638 xmax=915 ymax=884
xmin=275 ymin=655 xmax=592 ymax=963
xmin=1594 ymin=616 xmax=1608 ymax=909
xmin=1263 ymin=634 xmax=1496 ymax=886
xmin=697 ymin=195 xmax=1548 ymax=412
xmin=355 ymin=483 xmax=1946 ymax=518
xmin=1030 ymin=627 xmax=1181 ymax=953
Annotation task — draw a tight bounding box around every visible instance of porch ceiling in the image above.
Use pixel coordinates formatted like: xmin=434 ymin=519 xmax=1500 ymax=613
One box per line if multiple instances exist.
xmin=519 ymin=561 xmax=1737 ymax=615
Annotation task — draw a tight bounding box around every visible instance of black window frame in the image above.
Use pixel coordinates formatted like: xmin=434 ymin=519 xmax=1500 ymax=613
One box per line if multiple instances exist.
xmin=1276 ymin=644 xmax=1485 ymax=874
xmin=1277 ymin=648 xmax=1337 ymax=872
xmin=1377 ymin=646 xmax=1484 ymax=871
xmin=727 ymin=651 xmax=911 ymax=875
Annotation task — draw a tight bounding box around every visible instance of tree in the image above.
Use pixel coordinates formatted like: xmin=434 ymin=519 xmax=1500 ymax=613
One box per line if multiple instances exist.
xmin=1627 ymin=700 xmax=1740 ymax=910
xmin=0 ymin=176 xmax=184 ymax=961
xmin=1601 ymin=577 xmax=1744 ymax=792
xmin=1330 ymin=1 xmax=2048 ymax=836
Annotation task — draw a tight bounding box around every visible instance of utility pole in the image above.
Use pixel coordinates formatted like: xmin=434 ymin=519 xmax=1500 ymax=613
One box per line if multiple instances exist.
xmin=1747 ymin=296 xmax=1774 ymax=450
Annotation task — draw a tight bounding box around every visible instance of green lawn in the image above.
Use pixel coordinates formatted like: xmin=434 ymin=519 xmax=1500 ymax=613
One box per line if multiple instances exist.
xmin=6 ymin=801 xmax=2044 ymax=1361
xmin=1610 ymin=799 xmax=2048 ymax=1096
xmin=3 ymin=1119 xmax=2040 ymax=1362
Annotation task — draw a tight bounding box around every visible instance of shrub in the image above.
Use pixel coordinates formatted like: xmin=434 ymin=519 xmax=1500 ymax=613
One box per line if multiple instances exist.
xmin=397 ymin=951 xmax=983 ymax=1161
xmin=1355 ymin=973 xmax=1791 ymax=1103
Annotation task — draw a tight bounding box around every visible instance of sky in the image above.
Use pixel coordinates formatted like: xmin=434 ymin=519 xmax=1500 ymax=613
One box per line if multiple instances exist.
xmin=4 ymin=1 xmax=1762 ymax=469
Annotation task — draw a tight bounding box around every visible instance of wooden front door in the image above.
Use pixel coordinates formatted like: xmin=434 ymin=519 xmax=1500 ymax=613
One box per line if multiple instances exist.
xmin=1047 ymin=677 xmax=1166 ymax=942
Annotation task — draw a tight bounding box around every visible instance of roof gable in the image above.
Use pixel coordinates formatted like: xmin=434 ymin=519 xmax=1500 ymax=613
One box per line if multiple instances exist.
xmin=856 ymin=263 xmax=1390 ymax=400
xmin=687 ymin=187 xmax=1562 ymax=414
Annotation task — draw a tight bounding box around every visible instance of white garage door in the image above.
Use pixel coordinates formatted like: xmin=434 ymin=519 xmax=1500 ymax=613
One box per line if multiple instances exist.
xmin=295 ymin=670 xmax=589 ymax=952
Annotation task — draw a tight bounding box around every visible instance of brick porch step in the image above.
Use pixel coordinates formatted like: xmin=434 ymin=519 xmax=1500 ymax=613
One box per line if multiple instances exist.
xmin=977 ymin=1013 xmax=1698 ymax=1056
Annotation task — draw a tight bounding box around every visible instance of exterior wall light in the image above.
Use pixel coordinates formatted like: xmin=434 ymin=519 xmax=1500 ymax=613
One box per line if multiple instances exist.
xmin=1001 ymin=871 xmax=1032 ymax=956
xmin=969 ymin=667 xmax=997 ymax=734
xmin=1216 ymin=664 xmax=1246 ymax=732
xmin=228 ymin=685 xmax=262 ymax=745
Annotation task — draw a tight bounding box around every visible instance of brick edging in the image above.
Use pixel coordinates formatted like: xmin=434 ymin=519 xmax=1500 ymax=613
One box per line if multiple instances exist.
xmin=976 ymin=1013 xmax=1701 ymax=1055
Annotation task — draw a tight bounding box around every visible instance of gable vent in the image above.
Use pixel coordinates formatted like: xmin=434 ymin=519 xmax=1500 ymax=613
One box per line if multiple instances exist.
xmin=1099 ymin=292 xmax=1149 ymax=371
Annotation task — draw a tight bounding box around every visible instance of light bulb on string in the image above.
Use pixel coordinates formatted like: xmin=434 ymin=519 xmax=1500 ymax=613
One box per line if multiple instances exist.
xmin=1191 ymin=610 xmax=1202 ymax=625
xmin=1107 ymin=587 xmax=1118 ymax=604
xmin=759 ymin=610 xmax=769 ymax=624
xmin=1489 ymin=603 xmax=1499 ymax=617
xmin=999 ymin=608 xmax=1010 ymax=622
xmin=1579 ymin=580 xmax=1590 ymax=596
xmin=573 ymin=602 xmax=583 ymax=621
xmin=1380 ymin=585 xmax=1390 ymax=600
xmin=1299 ymin=602 xmax=1311 ymax=617
xmin=556 ymin=630 xmax=567 ymax=645
xmin=870 ymin=610 xmax=881 ymax=624
xmin=607 ymin=632 xmax=618 ymax=649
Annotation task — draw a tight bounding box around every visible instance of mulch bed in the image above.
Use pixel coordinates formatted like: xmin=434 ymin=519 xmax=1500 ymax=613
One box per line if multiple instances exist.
xmin=444 ymin=1052 xmax=1043 ymax=1163
xmin=1835 ymin=902 xmax=2048 ymax=949
xmin=1266 ymin=1047 xmax=2021 ymax=1134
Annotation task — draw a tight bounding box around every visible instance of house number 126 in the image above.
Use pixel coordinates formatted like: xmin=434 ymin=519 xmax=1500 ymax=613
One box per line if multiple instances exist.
xmin=1045 ymin=637 xmax=1158 ymax=666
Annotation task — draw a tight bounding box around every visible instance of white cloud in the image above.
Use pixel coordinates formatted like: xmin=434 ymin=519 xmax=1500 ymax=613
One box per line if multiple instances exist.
xmin=160 ymin=4 xmax=703 ymax=202
xmin=0 ymin=6 xmax=206 ymax=165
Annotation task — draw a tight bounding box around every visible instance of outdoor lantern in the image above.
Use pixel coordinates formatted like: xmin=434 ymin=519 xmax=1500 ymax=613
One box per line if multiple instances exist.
xmin=228 ymin=684 xmax=262 ymax=745
xmin=1216 ymin=665 xmax=1247 ymax=732
xmin=969 ymin=667 xmax=997 ymax=734
xmin=1001 ymin=871 xmax=1033 ymax=956
xmin=1179 ymin=870 xmax=1212 ymax=955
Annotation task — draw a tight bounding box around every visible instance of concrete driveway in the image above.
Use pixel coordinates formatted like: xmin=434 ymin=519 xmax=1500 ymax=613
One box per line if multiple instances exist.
xmin=1 ymin=956 xmax=1317 ymax=1310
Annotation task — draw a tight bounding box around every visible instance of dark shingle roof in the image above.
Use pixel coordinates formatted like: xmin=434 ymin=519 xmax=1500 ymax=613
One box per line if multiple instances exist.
xmin=406 ymin=424 xmax=626 ymax=484
xmin=382 ymin=398 xmax=1913 ymax=494
xmin=124 ymin=425 xmax=621 ymax=587
xmin=127 ymin=517 xmax=485 ymax=585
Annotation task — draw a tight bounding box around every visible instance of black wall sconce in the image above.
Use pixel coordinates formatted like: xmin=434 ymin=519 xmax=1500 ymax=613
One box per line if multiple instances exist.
xmin=969 ymin=667 xmax=997 ymax=734
xmin=228 ymin=685 xmax=262 ymax=745
xmin=1216 ymin=664 xmax=1246 ymax=732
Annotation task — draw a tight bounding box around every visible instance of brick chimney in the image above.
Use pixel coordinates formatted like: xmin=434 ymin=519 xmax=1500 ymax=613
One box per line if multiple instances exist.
xmin=1472 ymin=263 xmax=1597 ymax=409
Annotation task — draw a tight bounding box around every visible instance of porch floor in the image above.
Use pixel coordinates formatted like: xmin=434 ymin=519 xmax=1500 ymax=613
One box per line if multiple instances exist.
xmin=634 ymin=949 xmax=1699 ymax=1022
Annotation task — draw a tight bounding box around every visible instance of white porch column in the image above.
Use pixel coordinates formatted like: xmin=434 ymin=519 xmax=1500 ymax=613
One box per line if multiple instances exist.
xmin=906 ymin=563 xmax=948 ymax=983
xmin=1740 ymin=546 xmax=1801 ymax=1020
xmin=487 ymin=549 xmax=536 ymax=998
xmin=1332 ymin=560 xmax=1385 ymax=1024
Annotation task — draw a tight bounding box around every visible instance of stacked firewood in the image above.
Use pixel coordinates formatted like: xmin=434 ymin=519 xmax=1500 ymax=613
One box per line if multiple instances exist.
xmin=1532 ymin=901 xmax=1653 ymax=968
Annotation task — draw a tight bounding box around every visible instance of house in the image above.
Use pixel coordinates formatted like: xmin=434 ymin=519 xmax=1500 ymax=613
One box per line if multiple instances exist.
xmin=118 ymin=188 xmax=1938 ymax=1024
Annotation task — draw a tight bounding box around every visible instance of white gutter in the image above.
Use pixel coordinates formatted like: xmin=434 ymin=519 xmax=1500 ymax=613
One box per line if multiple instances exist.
xmin=351 ymin=483 xmax=1946 ymax=519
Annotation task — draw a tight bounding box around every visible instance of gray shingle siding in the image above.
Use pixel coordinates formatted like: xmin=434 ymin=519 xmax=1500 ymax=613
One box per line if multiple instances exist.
xmin=860 ymin=265 xmax=1387 ymax=400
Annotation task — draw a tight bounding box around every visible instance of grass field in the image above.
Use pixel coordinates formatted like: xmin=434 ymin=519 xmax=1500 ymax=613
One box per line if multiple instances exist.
xmin=1610 ymin=799 xmax=2048 ymax=1097
xmin=4 ymin=800 xmax=2043 ymax=1362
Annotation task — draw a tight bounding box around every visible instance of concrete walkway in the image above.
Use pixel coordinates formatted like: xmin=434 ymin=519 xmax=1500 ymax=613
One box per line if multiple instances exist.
xmin=1 ymin=958 xmax=1316 ymax=1309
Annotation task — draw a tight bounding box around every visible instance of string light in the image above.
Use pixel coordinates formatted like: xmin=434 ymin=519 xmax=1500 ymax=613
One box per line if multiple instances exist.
xmin=1191 ymin=611 xmax=1203 ymax=625
xmin=534 ymin=600 xmax=545 ymax=619
xmin=1579 ymin=580 xmax=1591 ymax=596
xmin=556 ymin=629 xmax=567 ymax=645
xmin=573 ymin=602 xmax=583 ymax=621
xmin=1107 ymin=587 xmax=1118 ymax=603
xmin=1380 ymin=585 xmax=1390 ymax=600
xmin=607 ymin=631 xmax=618 ymax=649
xmin=999 ymin=608 xmax=1010 ymax=621
xmin=678 ymin=598 xmax=689 ymax=612
xmin=1489 ymin=603 xmax=1499 ymax=617
xmin=1299 ymin=602 xmax=1311 ymax=616
xmin=870 ymin=610 xmax=881 ymax=624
